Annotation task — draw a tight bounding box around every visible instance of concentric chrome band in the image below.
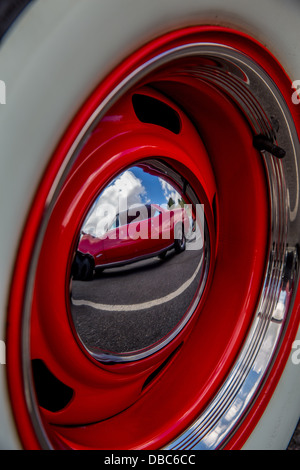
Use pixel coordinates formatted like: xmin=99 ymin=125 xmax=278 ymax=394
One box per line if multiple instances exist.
xmin=16 ymin=37 xmax=300 ymax=449
xmin=163 ymin=45 xmax=300 ymax=449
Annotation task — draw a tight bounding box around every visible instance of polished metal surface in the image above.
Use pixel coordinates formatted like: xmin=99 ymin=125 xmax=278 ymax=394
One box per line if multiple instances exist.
xmin=20 ymin=41 xmax=300 ymax=449
xmin=70 ymin=160 xmax=207 ymax=362
xmin=164 ymin=48 xmax=300 ymax=450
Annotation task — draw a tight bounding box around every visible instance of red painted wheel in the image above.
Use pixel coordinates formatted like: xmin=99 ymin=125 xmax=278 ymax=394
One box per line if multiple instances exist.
xmin=3 ymin=16 xmax=300 ymax=450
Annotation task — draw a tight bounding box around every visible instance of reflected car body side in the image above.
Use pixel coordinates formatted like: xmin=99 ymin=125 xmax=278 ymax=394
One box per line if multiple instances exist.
xmin=77 ymin=204 xmax=190 ymax=269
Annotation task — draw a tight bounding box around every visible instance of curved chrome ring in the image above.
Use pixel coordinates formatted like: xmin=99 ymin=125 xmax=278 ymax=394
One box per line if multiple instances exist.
xmin=21 ymin=43 xmax=300 ymax=449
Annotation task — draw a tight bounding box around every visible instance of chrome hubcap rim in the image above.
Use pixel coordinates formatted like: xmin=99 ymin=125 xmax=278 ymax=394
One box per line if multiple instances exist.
xmin=19 ymin=41 xmax=300 ymax=450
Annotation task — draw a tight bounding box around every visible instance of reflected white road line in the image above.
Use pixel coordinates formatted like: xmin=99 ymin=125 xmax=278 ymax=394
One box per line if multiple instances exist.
xmin=72 ymin=255 xmax=203 ymax=312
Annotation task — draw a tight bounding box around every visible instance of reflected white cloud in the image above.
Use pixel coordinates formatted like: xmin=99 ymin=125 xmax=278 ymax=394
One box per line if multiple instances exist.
xmin=83 ymin=170 xmax=146 ymax=237
xmin=159 ymin=178 xmax=182 ymax=208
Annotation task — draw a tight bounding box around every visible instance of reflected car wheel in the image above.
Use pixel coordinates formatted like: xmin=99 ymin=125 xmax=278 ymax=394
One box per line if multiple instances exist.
xmin=1 ymin=0 xmax=300 ymax=451
xmin=174 ymin=224 xmax=186 ymax=254
xmin=80 ymin=257 xmax=94 ymax=282
xmin=72 ymin=253 xmax=93 ymax=281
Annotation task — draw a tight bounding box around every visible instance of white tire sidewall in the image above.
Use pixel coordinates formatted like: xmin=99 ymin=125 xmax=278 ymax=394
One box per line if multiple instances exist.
xmin=0 ymin=0 xmax=299 ymax=449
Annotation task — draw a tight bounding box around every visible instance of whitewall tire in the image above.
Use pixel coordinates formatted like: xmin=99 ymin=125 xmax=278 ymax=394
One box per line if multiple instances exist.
xmin=0 ymin=0 xmax=300 ymax=450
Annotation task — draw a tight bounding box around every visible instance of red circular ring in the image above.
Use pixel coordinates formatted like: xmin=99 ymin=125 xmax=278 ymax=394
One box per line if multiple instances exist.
xmin=6 ymin=25 xmax=300 ymax=450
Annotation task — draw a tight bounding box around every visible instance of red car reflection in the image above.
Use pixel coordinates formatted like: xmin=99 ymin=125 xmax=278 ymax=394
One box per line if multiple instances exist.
xmin=73 ymin=204 xmax=190 ymax=280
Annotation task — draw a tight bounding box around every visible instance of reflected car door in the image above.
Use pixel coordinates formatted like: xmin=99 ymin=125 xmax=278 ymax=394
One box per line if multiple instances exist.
xmin=126 ymin=205 xmax=154 ymax=258
xmin=149 ymin=207 xmax=174 ymax=252
xmin=101 ymin=212 xmax=136 ymax=264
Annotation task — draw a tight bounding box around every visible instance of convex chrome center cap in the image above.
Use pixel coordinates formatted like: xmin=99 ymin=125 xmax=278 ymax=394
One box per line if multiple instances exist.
xmin=70 ymin=159 xmax=210 ymax=362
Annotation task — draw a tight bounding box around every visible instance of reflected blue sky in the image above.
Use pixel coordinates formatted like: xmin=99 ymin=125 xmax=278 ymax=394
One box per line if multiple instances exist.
xmin=105 ymin=166 xmax=183 ymax=208
xmin=82 ymin=165 xmax=183 ymax=237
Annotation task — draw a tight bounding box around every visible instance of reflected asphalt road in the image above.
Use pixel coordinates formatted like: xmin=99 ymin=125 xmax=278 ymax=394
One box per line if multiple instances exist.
xmin=71 ymin=242 xmax=203 ymax=354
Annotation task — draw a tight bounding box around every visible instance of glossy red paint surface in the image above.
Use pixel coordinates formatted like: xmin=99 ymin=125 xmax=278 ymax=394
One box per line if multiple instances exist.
xmin=6 ymin=26 xmax=299 ymax=450
xmin=28 ymin=87 xmax=218 ymax=438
